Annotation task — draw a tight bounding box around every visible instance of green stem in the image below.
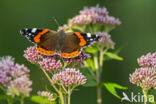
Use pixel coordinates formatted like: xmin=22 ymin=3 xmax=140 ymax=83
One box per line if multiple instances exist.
xmin=64 ymin=95 xmax=67 ymax=104
xmin=83 ymin=61 xmax=97 ymax=81
xmin=61 ymin=85 xmax=68 ymax=93
xmin=63 ymin=61 xmax=67 ymax=69
xmin=97 ymin=48 xmax=104 ymax=104
xmin=40 ymin=68 xmax=64 ymax=104
xmin=97 ymin=48 xmax=108 ymax=104
xmin=67 ymin=90 xmax=71 ymax=104
xmin=88 ymin=68 xmax=97 ymax=81
xmin=99 ymin=49 xmax=104 ymax=73
xmin=94 ymin=54 xmax=99 ymax=81
xmin=68 ymin=94 xmax=71 ymax=104
xmin=59 ymin=92 xmax=64 ymax=104
xmin=41 ymin=68 xmax=59 ymax=93
xmin=97 ymin=85 xmax=102 ymax=104
xmin=94 ymin=54 xmax=99 ymax=70
xmin=20 ymin=97 xmax=24 ymax=104
xmin=143 ymin=89 xmax=148 ymax=104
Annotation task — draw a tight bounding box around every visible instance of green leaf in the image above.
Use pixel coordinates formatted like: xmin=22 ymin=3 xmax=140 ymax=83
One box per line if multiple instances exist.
xmin=86 ymin=59 xmax=96 ymax=71
xmin=112 ymin=46 xmax=124 ymax=54
xmin=104 ymin=47 xmax=124 ymax=61
xmin=105 ymin=52 xmax=123 ymax=61
xmin=80 ymin=68 xmax=97 ymax=87
xmin=84 ymin=46 xmax=98 ymax=54
xmin=31 ymin=95 xmax=56 ymax=104
xmin=103 ymin=83 xmax=127 ymax=99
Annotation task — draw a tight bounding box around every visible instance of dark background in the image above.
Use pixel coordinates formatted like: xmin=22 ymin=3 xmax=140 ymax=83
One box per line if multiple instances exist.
xmin=0 ymin=0 xmax=156 ymax=104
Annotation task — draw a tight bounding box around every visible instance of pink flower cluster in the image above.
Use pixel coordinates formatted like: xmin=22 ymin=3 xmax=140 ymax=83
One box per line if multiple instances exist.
xmin=129 ymin=67 xmax=156 ymax=90
xmin=130 ymin=52 xmax=156 ymax=90
xmin=96 ymin=32 xmax=115 ymax=49
xmin=137 ymin=52 xmax=156 ymax=68
xmin=24 ymin=46 xmax=43 ymax=63
xmin=0 ymin=56 xmax=14 ymax=85
xmin=0 ymin=56 xmax=32 ymax=97
xmin=24 ymin=46 xmax=90 ymax=71
xmin=63 ymin=51 xmax=91 ymax=65
xmin=11 ymin=64 xmax=30 ymax=78
xmin=69 ymin=6 xmax=121 ymax=26
xmin=80 ymin=7 xmax=108 ymax=16
xmin=7 ymin=75 xmax=32 ymax=97
xmin=38 ymin=91 xmax=55 ymax=101
xmin=39 ymin=57 xmax=62 ymax=71
xmin=51 ymin=68 xmax=86 ymax=87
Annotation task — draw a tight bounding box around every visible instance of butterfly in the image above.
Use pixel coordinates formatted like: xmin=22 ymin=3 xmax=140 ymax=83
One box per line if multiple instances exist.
xmin=20 ymin=28 xmax=100 ymax=58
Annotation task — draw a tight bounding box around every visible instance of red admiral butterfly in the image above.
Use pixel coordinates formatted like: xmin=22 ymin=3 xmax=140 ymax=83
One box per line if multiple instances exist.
xmin=20 ymin=28 xmax=100 ymax=58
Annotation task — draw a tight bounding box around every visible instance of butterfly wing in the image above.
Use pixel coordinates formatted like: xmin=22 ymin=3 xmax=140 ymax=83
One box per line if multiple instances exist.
xmin=20 ymin=28 xmax=49 ymax=43
xmin=20 ymin=28 xmax=100 ymax=57
xmin=73 ymin=32 xmax=100 ymax=47
xmin=60 ymin=32 xmax=100 ymax=58
xmin=60 ymin=32 xmax=82 ymax=58
xmin=20 ymin=28 xmax=57 ymax=55
xmin=37 ymin=30 xmax=58 ymax=55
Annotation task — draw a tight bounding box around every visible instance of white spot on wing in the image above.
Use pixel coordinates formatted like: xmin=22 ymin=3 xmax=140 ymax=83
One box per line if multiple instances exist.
xmin=87 ymin=33 xmax=91 ymax=37
xmin=31 ymin=28 xmax=37 ymax=33
xmin=28 ymin=33 xmax=32 ymax=36
xmin=95 ymin=34 xmax=99 ymax=37
xmin=90 ymin=38 xmax=93 ymax=41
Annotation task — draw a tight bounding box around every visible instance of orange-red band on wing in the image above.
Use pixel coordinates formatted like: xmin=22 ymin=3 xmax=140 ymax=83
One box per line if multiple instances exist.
xmin=61 ymin=50 xmax=81 ymax=58
xmin=37 ymin=46 xmax=55 ymax=55
xmin=34 ymin=29 xmax=49 ymax=43
xmin=74 ymin=32 xmax=86 ymax=47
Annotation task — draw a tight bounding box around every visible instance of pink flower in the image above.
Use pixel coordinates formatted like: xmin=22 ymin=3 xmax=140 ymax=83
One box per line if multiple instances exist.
xmin=69 ymin=14 xmax=92 ymax=25
xmin=11 ymin=64 xmax=30 ymax=78
xmin=96 ymin=32 xmax=115 ymax=49
xmin=7 ymin=75 xmax=32 ymax=97
xmin=24 ymin=46 xmax=90 ymax=71
xmin=24 ymin=46 xmax=43 ymax=63
xmin=80 ymin=7 xmax=108 ymax=16
xmin=137 ymin=52 xmax=156 ymax=68
xmin=129 ymin=67 xmax=156 ymax=90
xmin=39 ymin=57 xmax=62 ymax=71
xmin=38 ymin=91 xmax=55 ymax=101
xmin=0 ymin=56 xmax=32 ymax=97
xmin=51 ymin=68 xmax=87 ymax=87
xmin=69 ymin=6 xmax=121 ymax=26
xmin=63 ymin=51 xmax=91 ymax=65
xmin=0 ymin=56 xmax=15 ymax=85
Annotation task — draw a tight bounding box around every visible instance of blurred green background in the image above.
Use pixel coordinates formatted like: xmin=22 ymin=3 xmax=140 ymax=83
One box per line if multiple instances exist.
xmin=0 ymin=0 xmax=156 ymax=104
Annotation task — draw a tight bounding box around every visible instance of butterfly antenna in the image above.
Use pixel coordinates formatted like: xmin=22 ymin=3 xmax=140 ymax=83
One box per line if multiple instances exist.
xmin=52 ymin=17 xmax=60 ymax=27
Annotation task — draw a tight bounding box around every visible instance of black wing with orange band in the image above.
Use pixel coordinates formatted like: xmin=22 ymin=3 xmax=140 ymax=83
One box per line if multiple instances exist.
xmin=73 ymin=32 xmax=100 ymax=47
xmin=20 ymin=28 xmax=57 ymax=55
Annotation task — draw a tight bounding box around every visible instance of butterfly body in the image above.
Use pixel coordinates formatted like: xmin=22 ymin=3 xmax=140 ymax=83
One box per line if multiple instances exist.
xmin=20 ymin=28 xmax=100 ymax=58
